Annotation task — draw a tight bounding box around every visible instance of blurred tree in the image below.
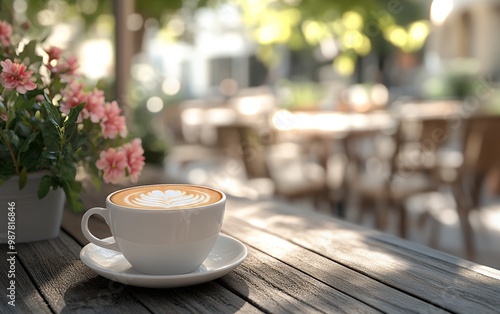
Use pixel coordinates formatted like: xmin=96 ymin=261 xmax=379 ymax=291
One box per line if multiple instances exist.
xmin=227 ymin=0 xmax=430 ymax=76
xmin=4 ymin=0 xmax=431 ymax=78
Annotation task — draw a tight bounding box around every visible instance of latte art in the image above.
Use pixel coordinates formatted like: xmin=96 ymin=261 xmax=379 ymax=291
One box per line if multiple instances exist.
xmin=110 ymin=184 xmax=223 ymax=209
xmin=125 ymin=189 xmax=210 ymax=209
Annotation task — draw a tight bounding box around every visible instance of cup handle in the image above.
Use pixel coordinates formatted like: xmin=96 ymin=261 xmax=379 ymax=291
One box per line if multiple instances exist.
xmin=81 ymin=207 xmax=120 ymax=251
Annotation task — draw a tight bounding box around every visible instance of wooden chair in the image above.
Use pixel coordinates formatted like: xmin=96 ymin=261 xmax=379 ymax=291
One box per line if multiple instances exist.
xmin=410 ymin=115 xmax=500 ymax=260
xmin=347 ymin=117 xmax=453 ymax=237
xmin=265 ymin=141 xmax=328 ymax=208
xmin=445 ymin=115 xmax=500 ymax=259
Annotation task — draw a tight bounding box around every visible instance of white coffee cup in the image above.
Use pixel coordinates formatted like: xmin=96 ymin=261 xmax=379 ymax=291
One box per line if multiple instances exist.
xmin=81 ymin=184 xmax=226 ymax=275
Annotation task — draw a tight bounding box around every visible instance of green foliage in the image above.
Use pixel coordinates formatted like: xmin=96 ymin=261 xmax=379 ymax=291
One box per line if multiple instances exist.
xmin=0 ymin=18 xmax=145 ymax=212
xmin=423 ymin=60 xmax=486 ymax=100
xmin=276 ymin=79 xmax=325 ymax=109
xmin=0 ymin=96 xmax=87 ymax=211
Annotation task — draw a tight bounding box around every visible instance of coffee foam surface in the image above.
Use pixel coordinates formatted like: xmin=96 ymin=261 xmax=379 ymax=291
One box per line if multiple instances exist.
xmin=110 ymin=185 xmax=222 ymax=209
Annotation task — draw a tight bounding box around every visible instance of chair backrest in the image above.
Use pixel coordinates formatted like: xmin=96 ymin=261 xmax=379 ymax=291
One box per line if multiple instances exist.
xmin=417 ymin=118 xmax=451 ymax=151
xmin=396 ymin=117 xmax=451 ymax=152
xmin=375 ymin=117 xmax=453 ymax=193
xmin=462 ymin=115 xmax=500 ymax=174
xmin=216 ymin=125 xmax=270 ymax=179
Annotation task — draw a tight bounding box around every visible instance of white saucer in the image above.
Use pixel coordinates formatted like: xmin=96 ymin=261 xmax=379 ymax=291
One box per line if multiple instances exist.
xmin=80 ymin=234 xmax=247 ymax=288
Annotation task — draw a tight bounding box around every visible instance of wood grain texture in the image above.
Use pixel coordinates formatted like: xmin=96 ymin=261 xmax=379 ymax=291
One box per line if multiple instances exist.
xmin=225 ymin=199 xmax=500 ymax=314
xmin=219 ymin=246 xmax=381 ymax=313
xmin=128 ymin=282 xmax=262 ymax=314
xmin=65 ymin=209 xmax=376 ymax=313
xmin=15 ymin=233 xmax=148 ymax=313
xmin=0 ymin=246 xmax=51 ymax=314
xmin=17 ymin=231 xmax=263 ymax=314
xmin=222 ymin=215 xmax=447 ymax=314
xmin=374 ymin=232 xmax=500 ymax=280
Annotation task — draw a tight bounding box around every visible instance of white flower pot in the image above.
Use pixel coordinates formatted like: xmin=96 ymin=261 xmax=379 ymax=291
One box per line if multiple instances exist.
xmin=0 ymin=172 xmax=65 ymax=243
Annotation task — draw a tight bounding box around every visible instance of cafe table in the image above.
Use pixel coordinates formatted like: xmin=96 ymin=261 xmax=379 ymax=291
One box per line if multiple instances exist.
xmin=2 ymin=196 xmax=500 ymax=313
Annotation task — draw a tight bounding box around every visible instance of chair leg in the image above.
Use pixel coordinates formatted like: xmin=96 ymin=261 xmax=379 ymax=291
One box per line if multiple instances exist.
xmin=417 ymin=211 xmax=429 ymax=228
xmin=451 ymin=181 xmax=475 ymax=260
xmin=471 ymin=172 xmax=485 ymax=208
xmin=398 ymin=202 xmax=408 ymax=238
xmin=456 ymin=203 xmax=475 ymax=260
xmin=312 ymin=194 xmax=321 ymax=210
xmin=375 ymin=198 xmax=389 ymax=231
xmin=335 ymin=200 xmax=345 ymax=218
xmin=428 ymin=215 xmax=441 ymax=249
xmin=356 ymin=198 xmax=367 ymax=224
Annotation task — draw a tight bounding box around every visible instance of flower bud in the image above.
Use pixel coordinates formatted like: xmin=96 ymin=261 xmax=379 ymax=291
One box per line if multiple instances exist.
xmin=21 ymin=21 xmax=30 ymax=31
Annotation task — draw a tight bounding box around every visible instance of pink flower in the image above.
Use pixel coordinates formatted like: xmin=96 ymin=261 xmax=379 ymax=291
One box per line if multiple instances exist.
xmin=96 ymin=148 xmax=128 ymax=184
xmin=0 ymin=112 xmax=7 ymax=122
xmin=21 ymin=21 xmax=30 ymax=31
xmin=60 ymin=81 xmax=87 ymax=120
xmin=101 ymin=101 xmax=128 ymax=139
xmin=122 ymin=138 xmax=145 ymax=183
xmin=0 ymin=59 xmax=37 ymax=94
xmin=45 ymin=46 xmax=63 ymax=61
xmin=34 ymin=94 xmax=45 ymax=102
xmin=64 ymin=57 xmax=79 ymax=76
xmin=83 ymin=88 xmax=105 ymax=123
xmin=0 ymin=20 xmax=12 ymax=46
xmin=47 ymin=53 xmax=79 ymax=79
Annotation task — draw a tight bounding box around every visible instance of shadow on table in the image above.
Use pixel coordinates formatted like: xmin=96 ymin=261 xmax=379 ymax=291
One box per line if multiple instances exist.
xmin=61 ymin=275 xmax=250 ymax=313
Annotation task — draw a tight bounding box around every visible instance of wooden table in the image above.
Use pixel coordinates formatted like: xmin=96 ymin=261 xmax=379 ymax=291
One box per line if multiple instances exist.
xmin=2 ymin=196 xmax=500 ymax=313
xmin=270 ymin=109 xmax=396 ymax=138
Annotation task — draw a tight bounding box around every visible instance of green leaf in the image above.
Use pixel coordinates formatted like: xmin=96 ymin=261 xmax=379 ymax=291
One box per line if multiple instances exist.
xmin=61 ymin=180 xmax=83 ymax=212
xmin=14 ymin=119 xmax=33 ymax=138
xmin=37 ymin=175 xmax=52 ymax=199
xmin=42 ymin=101 xmax=62 ymax=126
xmin=12 ymin=94 xmax=34 ymax=111
xmin=18 ymin=166 xmax=28 ymax=190
xmin=3 ymin=130 xmax=21 ymax=151
xmin=67 ymin=103 xmax=85 ymax=124
xmin=65 ymin=120 xmax=77 ymax=140
xmin=59 ymin=160 xmax=77 ymax=180
xmin=48 ymin=116 xmax=60 ymax=128
xmin=41 ymin=121 xmax=60 ymax=152
xmin=19 ymin=132 xmax=38 ymax=153
xmin=41 ymin=150 xmax=58 ymax=160
xmin=0 ymin=153 xmax=15 ymax=176
xmin=18 ymin=40 xmax=44 ymax=65
xmin=21 ymin=149 xmax=44 ymax=172
xmin=5 ymin=109 xmax=15 ymax=129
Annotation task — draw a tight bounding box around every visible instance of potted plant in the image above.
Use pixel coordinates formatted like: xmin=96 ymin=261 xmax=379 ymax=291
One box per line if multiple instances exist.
xmin=0 ymin=19 xmax=145 ymax=242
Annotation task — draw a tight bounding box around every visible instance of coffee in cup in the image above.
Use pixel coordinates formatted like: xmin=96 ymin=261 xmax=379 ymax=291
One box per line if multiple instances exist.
xmin=110 ymin=184 xmax=222 ymax=209
xmin=81 ymin=184 xmax=226 ymax=275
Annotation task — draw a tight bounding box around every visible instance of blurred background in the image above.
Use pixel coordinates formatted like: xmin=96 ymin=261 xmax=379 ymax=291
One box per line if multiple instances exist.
xmin=3 ymin=0 xmax=500 ymax=268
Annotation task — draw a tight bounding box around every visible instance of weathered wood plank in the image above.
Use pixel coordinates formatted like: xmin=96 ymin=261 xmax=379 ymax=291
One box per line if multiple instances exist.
xmin=219 ymin=246 xmax=381 ymax=313
xmin=226 ymin=200 xmax=500 ymax=313
xmin=232 ymin=198 xmax=500 ymax=279
xmin=374 ymin=232 xmax=500 ymax=280
xmin=15 ymin=232 xmax=148 ymax=313
xmin=222 ymin=215 xmax=447 ymax=314
xmin=0 ymin=246 xmax=51 ymax=314
xmin=129 ymin=282 xmax=262 ymax=314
